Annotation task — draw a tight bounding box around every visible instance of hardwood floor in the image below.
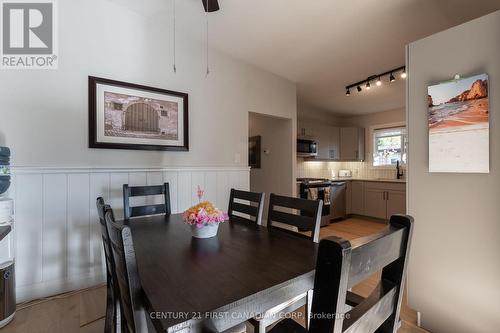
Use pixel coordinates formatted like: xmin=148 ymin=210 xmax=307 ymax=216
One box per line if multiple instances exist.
xmin=0 ymin=217 xmax=427 ymax=333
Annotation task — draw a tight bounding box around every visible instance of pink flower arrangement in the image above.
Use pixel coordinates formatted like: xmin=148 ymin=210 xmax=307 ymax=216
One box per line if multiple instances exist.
xmin=182 ymin=186 xmax=228 ymax=229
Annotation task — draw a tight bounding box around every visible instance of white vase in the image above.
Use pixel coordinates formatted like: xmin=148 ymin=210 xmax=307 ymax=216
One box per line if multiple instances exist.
xmin=190 ymin=223 xmax=219 ymax=239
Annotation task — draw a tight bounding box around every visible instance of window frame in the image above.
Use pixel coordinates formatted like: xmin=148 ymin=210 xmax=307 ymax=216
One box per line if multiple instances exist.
xmin=369 ymin=123 xmax=407 ymax=169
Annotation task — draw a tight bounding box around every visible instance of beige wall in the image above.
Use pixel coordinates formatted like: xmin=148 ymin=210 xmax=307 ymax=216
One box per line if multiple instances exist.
xmin=297 ymin=102 xmax=342 ymax=125
xmin=340 ymin=107 xmax=406 ymax=128
xmin=0 ymin=0 xmax=297 ymax=169
xmin=249 ymin=113 xmax=294 ymax=218
xmin=407 ymin=10 xmax=500 ymax=332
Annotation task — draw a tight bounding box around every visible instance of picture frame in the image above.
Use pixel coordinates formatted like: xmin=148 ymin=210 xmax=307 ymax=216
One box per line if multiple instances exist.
xmin=248 ymin=136 xmax=261 ymax=169
xmin=427 ymin=73 xmax=489 ymax=173
xmin=89 ymin=76 xmax=189 ymax=151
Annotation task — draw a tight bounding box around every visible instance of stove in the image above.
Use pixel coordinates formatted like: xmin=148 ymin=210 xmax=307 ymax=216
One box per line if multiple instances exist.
xmin=296 ymin=178 xmax=332 ymax=226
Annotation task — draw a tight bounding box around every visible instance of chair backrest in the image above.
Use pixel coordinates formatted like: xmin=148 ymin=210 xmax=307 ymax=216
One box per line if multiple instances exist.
xmin=123 ymin=183 xmax=171 ymax=220
xmin=105 ymin=209 xmax=155 ymax=333
xmin=228 ymin=188 xmax=265 ymax=225
xmin=96 ymin=197 xmax=118 ymax=293
xmin=267 ymin=193 xmax=323 ymax=243
xmin=309 ymin=214 xmax=414 ymax=333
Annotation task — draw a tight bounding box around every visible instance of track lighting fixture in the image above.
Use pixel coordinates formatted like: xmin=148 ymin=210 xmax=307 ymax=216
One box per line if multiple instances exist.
xmin=345 ymin=66 xmax=405 ymax=95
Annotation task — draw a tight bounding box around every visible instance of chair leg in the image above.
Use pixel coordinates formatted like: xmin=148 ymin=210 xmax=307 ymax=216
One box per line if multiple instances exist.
xmin=305 ymin=289 xmax=313 ymax=330
xmin=255 ymin=319 xmax=266 ymax=333
xmin=114 ymin=298 xmax=122 ymax=333
xmin=104 ymin=285 xmax=115 ymax=333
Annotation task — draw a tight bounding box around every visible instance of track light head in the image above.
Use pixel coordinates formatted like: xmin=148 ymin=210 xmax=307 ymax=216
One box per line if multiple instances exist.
xmin=366 ymin=81 xmax=371 ymax=90
xmin=376 ymin=77 xmax=382 ymax=86
xmin=357 ymin=85 xmax=362 ymax=92
xmin=390 ymin=73 xmax=396 ymax=82
xmin=346 ymin=88 xmax=350 ymax=96
xmin=202 ymin=0 xmax=220 ymax=12
xmin=400 ymin=69 xmax=407 ymax=79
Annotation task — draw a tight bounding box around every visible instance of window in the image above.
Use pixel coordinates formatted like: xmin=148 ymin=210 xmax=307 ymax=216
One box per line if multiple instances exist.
xmin=372 ymin=127 xmax=407 ymax=167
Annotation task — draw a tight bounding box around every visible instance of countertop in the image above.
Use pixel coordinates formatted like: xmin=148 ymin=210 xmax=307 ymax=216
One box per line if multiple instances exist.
xmin=296 ymin=178 xmax=406 ymax=184
xmin=330 ymin=178 xmax=406 ymax=183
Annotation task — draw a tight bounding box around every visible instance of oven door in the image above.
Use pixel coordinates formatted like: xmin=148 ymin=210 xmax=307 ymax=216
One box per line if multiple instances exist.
xmin=297 ymin=139 xmax=317 ymax=157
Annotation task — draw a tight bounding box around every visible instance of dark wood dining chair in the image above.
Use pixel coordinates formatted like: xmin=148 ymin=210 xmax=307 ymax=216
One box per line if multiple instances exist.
xmin=268 ymin=214 xmax=414 ymax=333
xmin=249 ymin=194 xmax=323 ymax=333
xmin=123 ymin=183 xmax=171 ymax=220
xmin=228 ymin=188 xmax=265 ymax=225
xmin=267 ymin=193 xmax=323 ymax=243
xmin=96 ymin=197 xmax=121 ymax=333
xmin=105 ymin=208 xmax=162 ymax=333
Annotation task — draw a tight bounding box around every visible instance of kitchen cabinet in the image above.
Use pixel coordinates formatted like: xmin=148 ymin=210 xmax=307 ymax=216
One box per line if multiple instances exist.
xmin=349 ymin=181 xmax=365 ymax=215
xmin=345 ymin=180 xmax=406 ymax=220
xmin=364 ymin=188 xmax=387 ymax=219
xmin=328 ymin=127 xmax=340 ymax=160
xmin=386 ymin=189 xmax=406 ymax=217
xmin=297 ymin=121 xmax=315 ymax=139
xmin=315 ymin=124 xmax=332 ymax=159
xmin=297 ymin=121 xmax=363 ymax=161
xmin=363 ymin=182 xmax=406 ymax=220
xmin=340 ymin=127 xmax=365 ymax=161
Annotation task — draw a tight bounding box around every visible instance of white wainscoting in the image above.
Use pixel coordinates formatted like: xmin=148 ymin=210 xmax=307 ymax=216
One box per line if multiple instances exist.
xmin=8 ymin=166 xmax=249 ymax=303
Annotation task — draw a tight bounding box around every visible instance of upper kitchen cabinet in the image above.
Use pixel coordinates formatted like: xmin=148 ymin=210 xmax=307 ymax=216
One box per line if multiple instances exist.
xmin=297 ymin=121 xmax=315 ymax=139
xmin=315 ymin=124 xmax=340 ymax=160
xmin=340 ymin=127 xmax=365 ymax=161
xmin=328 ymin=126 xmax=340 ymax=160
xmin=297 ymin=121 xmax=364 ymax=161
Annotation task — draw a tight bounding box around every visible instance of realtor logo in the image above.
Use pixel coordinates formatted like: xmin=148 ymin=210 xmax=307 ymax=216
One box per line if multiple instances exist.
xmin=1 ymin=0 xmax=58 ymax=69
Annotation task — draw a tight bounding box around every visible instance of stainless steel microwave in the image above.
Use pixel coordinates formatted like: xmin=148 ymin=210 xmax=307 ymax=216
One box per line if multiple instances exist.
xmin=297 ymin=139 xmax=318 ymax=157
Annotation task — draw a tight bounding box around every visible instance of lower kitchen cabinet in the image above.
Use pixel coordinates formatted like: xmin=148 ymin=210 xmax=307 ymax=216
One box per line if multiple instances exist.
xmin=345 ymin=180 xmax=406 ymax=220
xmin=364 ymin=187 xmax=387 ymax=219
xmin=386 ymin=189 xmax=406 ymax=218
xmin=347 ymin=181 xmax=364 ymax=215
xmin=363 ymin=182 xmax=406 ymax=220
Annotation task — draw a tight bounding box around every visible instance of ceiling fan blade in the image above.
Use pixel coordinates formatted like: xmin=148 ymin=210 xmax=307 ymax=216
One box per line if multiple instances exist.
xmin=202 ymin=0 xmax=220 ymax=12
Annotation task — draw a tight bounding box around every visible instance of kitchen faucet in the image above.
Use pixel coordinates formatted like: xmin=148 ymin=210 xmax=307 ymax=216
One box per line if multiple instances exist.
xmin=396 ymin=160 xmax=404 ymax=179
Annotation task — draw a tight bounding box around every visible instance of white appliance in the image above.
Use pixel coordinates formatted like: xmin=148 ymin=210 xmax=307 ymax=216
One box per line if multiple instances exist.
xmin=0 ymin=146 xmax=14 ymax=329
xmin=0 ymin=197 xmax=15 ymax=328
xmin=338 ymin=170 xmax=352 ymax=178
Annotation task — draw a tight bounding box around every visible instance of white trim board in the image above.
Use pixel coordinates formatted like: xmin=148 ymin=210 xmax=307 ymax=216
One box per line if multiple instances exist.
xmin=7 ymin=166 xmax=250 ymax=303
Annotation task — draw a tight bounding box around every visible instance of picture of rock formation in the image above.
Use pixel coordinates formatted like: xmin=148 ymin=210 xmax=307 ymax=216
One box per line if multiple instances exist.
xmin=427 ymin=73 xmax=489 ymax=173
xmin=447 ymin=79 xmax=488 ymax=103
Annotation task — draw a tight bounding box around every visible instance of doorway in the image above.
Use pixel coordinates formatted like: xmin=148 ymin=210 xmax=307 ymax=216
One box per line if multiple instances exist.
xmin=248 ymin=112 xmax=293 ymax=221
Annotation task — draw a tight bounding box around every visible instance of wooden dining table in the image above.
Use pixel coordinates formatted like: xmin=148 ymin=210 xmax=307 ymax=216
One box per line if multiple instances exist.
xmin=126 ymin=213 xmax=318 ymax=333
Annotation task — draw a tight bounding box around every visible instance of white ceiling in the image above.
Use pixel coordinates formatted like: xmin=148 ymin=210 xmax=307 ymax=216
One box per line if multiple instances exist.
xmin=110 ymin=0 xmax=500 ymax=115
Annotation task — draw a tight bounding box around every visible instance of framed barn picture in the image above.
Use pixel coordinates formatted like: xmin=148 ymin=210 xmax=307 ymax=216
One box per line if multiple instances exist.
xmin=89 ymin=76 xmax=189 ymax=151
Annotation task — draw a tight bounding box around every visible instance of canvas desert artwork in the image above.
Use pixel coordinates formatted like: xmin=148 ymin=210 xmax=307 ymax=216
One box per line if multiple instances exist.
xmin=428 ymin=73 xmax=489 ymax=173
xmin=104 ymin=91 xmax=179 ymax=140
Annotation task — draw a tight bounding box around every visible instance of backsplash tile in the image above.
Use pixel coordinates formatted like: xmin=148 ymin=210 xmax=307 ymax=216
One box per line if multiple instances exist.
xmin=297 ymin=160 xmax=402 ymax=180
